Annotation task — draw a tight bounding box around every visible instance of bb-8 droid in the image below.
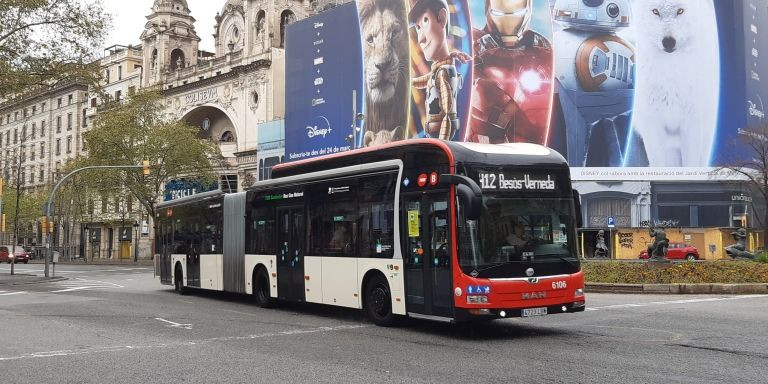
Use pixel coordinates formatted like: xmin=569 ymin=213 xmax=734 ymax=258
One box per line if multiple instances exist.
xmin=553 ymin=0 xmax=635 ymax=93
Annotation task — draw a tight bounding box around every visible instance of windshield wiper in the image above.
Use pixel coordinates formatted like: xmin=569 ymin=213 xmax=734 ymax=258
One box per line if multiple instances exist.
xmin=542 ymin=255 xmax=580 ymax=268
xmin=473 ymin=260 xmax=527 ymax=273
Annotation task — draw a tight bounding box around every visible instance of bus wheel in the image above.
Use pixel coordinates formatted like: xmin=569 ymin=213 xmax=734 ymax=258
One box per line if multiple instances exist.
xmin=253 ymin=268 xmax=275 ymax=308
xmin=365 ymin=275 xmax=395 ymax=326
xmin=174 ymin=265 xmax=186 ymax=295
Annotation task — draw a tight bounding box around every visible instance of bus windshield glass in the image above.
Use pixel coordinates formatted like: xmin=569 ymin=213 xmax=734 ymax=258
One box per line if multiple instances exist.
xmin=458 ymin=196 xmax=579 ymax=279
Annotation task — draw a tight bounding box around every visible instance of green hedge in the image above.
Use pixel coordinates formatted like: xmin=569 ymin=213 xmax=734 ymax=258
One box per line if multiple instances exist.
xmin=583 ymin=260 xmax=768 ymax=284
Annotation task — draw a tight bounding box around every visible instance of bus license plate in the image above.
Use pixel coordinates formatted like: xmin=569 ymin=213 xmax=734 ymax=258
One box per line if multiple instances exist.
xmin=522 ymin=307 xmax=547 ymax=317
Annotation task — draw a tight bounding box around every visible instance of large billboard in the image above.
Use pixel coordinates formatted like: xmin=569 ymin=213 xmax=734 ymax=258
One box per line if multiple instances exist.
xmin=285 ymin=3 xmax=364 ymax=161
xmin=284 ymin=0 xmax=763 ymax=181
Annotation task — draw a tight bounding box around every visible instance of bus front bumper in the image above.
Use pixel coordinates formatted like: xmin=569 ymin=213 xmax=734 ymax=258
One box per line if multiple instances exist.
xmin=454 ymin=300 xmax=586 ymax=322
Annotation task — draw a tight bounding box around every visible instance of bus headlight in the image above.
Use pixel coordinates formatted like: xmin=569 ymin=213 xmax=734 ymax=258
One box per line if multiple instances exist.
xmin=575 ymin=288 xmax=584 ymax=297
xmin=454 ymin=287 xmax=462 ymax=297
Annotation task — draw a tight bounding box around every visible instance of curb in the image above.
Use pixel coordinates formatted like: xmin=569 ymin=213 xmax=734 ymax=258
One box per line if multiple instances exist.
xmin=26 ymin=260 xmax=154 ymax=267
xmin=586 ymin=282 xmax=768 ymax=294
xmin=0 ymin=276 xmax=68 ymax=286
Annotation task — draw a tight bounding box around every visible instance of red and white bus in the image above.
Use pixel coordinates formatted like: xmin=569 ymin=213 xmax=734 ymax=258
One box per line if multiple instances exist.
xmin=155 ymin=139 xmax=585 ymax=325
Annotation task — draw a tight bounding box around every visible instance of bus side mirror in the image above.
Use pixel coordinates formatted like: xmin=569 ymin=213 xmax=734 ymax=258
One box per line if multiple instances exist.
xmin=439 ymin=174 xmax=483 ymax=220
xmin=573 ymin=189 xmax=583 ymax=228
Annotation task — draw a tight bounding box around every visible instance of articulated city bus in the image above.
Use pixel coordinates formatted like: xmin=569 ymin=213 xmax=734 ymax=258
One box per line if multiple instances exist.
xmin=155 ymin=139 xmax=585 ymax=325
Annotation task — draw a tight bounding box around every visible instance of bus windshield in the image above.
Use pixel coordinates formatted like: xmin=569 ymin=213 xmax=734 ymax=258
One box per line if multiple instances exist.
xmin=458 ymin=196 xmax=579 ymax=279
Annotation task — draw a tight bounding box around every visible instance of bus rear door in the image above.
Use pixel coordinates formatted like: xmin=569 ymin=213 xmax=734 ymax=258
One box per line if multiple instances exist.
xmin=277 ymin=206 xmax=305 ymax=301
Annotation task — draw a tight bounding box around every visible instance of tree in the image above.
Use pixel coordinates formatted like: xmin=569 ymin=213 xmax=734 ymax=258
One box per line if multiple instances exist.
xmin=2 ymin=188 xmax=48 ymax=245
xmin=717 ymin=122 xmax=768 ymax=251
xmin=0 ymin=0 xmax=109 ymax=98
xmin=0 ymin=118 xmax=39 ymax=248
xmin=82 ymin=90 xmax=219 ymax=222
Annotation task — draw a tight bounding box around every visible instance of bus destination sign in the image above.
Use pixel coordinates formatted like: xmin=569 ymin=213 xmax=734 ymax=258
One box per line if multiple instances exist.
xmin=477 ymin=171 xmax=556 ymax=191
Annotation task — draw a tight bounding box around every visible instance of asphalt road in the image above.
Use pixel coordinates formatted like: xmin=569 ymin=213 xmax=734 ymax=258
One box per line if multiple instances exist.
xmin=0 ymin=264 xmax=766 ymax=384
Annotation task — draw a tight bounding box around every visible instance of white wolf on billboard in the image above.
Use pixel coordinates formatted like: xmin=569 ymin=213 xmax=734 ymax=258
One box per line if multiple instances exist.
xmin=632 ymin=0 xmax=720 ymax=167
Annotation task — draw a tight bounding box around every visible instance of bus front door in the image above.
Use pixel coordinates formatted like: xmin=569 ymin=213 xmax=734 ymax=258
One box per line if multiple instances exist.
xmin=277 ymin=207 xmax=305 ymax=302
xmin=403 ymin=193 xmax=454 ymax=318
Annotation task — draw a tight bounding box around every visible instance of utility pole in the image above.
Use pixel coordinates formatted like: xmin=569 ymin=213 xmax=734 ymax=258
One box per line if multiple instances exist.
xmin=44 ymin=163 xmax=150 ymax=277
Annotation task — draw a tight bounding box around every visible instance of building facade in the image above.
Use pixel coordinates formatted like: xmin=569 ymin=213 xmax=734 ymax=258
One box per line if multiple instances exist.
xmin=0 ymin=0 xmax=344 ymax=259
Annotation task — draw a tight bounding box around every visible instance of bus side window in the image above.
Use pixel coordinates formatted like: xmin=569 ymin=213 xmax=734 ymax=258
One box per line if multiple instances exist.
xmin=173 ymin=215 xmax=189 ymax=255
xmin=358 ymin=173 xmax=396 ymax=258
xmin=248 ymin=206 xmax=275 ymax=255
xmin=308 ymin=180 xmax=357 ymax=257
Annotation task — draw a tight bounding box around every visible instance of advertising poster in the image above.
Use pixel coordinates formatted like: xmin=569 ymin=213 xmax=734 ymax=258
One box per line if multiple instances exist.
xmin=284 ymin=3 xmax=364 ymax=161
xmin=743 ymin=0 xmax=768 ymax=133
xmin=283 ymin=0 xmax=762 ymax=182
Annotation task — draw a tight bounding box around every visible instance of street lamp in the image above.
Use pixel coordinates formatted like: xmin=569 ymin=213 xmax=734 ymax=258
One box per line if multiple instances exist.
xmin=133 ymin=221 xmax=139 ymax=262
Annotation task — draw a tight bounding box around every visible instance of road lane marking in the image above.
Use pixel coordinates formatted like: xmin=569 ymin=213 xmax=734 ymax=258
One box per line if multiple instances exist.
xmin=155 ymin=317 xmax=193 ymax=330
xmin=0 ymin=291 xmax=27 ymax=296
xmin=586 ymin=294 xmax=768 ymax=311
xmin=50 ymin=278 xmax=124 ymax=293
xmin=0 ymin=324 xmax=367 ymax=362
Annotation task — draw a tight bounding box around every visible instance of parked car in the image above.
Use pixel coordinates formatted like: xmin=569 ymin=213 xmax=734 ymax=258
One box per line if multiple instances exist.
xmin=639 ymin=242 xmax=699 ymax=260
xmin=0 ymin=245 xmax=30 ymax=264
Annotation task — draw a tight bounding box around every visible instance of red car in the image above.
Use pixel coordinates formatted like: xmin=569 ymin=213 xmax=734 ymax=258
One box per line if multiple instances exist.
xmin=0 ymin=245 xmax=30 ymax=264
xmin=639 ymin=242 xmax=699 ymax=260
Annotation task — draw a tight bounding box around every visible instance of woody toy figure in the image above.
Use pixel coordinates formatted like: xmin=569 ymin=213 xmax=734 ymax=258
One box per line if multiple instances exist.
xmin=467 ymin=0 xmax=553 ymax=144
xmin=409 ymin=0 xmax=470 ymax=141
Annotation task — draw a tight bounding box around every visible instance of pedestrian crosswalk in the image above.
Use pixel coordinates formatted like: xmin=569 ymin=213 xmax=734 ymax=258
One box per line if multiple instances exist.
xmin=50 ymin=278 xmax=124 ymax=293
xmin=0 ymin=290 xmax=28 ymax=296
xmin=0 ymin=278 xmax=125 ymax=297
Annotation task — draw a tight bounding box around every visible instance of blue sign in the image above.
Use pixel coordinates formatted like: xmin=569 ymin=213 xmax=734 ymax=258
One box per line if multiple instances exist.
xmin=284 ymin=2 xmax=364 ymax=162
xmin=466 ymin=285 xmax=491 ymax=295
xmin=607 ymin=217 xmax=615 ymax=228
xmin=164 ymin=179 xmax=218 ymax=202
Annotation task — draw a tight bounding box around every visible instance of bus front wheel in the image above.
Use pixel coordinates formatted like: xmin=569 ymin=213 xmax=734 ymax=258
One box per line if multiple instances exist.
xmin=253 ymin=268 xmax=275 ymax=308
xmin=365 ymin=275 xmax=395 ymax=326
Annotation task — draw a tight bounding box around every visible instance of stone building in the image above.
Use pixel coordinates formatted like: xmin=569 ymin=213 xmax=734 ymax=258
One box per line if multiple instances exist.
xmin=0 ymin=83 xmax=89 ymax=250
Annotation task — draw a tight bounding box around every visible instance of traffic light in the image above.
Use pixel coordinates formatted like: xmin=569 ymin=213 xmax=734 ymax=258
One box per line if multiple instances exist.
xmin=142 ymin=160 xmax=150 ymax=176
xmin=39 ymin=217 xmax=54 ymax=233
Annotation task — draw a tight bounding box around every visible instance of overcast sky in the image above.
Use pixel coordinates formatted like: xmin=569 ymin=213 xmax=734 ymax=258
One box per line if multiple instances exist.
xmin=103 ymin=0 xmax=223 ymax=53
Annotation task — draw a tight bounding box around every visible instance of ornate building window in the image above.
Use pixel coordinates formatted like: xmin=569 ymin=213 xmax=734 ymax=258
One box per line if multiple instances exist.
xmin=220 ymin=131 xmax=235 ymax=142
xmin=280 ymin=10 xmax=295 ymax=48
xmin=170 ymin=49 xmax=185 ymax=71
xmin=256 ymin=11 xmax=266 ymax=38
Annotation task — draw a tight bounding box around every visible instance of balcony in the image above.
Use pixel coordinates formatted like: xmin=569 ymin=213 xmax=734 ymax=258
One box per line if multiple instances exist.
xmin=162 ymin=49 xmax=271 ymax=89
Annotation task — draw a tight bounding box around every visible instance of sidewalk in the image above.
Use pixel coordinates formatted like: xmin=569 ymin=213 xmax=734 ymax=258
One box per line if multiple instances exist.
xmin=586 ymin=282 xmax=768 ymax=294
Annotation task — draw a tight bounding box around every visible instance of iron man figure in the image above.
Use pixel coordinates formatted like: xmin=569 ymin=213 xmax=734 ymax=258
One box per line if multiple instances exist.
xmin=467 ymin=0 xmax=553 ymax=145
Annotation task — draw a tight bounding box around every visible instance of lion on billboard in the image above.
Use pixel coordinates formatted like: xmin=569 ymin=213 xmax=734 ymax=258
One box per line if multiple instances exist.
xmin=631 ymin=0 xmax=720 ymax=167
xmin=358 ymin=0 xmax=409 ymax=145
